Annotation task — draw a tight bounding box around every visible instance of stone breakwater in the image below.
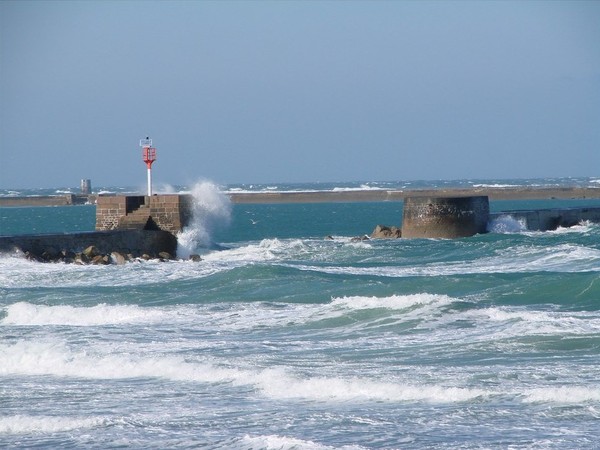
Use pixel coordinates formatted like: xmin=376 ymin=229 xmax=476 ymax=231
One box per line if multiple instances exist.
xmin=2 ymin=187 xmax=600 ymax=207
xmin=0 ymin=230 xmax=179 ymax=264
xmin=228 ymin=187 xmax=600 ymax=203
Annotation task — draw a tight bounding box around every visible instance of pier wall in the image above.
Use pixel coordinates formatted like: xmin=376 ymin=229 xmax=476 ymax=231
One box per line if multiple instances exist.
xmin=0 ymin=194 xmax=94 ymax=207
xmin=490 ymin=207 xmax=600 ymax=231
xmin=402 ymin=196 xmax=490 ymax=239
xmin=95 ymin=195 xmax=194 ymax=234
xmin=0 ymin=230 xmax=177 ymax=259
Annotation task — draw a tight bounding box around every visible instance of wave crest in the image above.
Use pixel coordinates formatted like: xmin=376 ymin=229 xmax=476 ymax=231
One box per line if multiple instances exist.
xmin=177 ymin=181 xmax=232 ymax=258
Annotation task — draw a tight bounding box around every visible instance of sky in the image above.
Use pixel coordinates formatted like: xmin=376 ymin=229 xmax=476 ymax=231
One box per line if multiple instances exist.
xmin=1 ymin=0 xmax=599 ymax=189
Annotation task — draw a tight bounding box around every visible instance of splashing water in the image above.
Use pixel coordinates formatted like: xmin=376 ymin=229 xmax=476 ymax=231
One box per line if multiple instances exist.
xmin=487 ymin=214 xmax=527 ymax=233
xmin=177 ymin=181 xmax=232 ymax=258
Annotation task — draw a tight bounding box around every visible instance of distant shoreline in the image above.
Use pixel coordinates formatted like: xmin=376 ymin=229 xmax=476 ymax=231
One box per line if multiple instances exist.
xmin=2 ymin=187 xmax=600 ymax=207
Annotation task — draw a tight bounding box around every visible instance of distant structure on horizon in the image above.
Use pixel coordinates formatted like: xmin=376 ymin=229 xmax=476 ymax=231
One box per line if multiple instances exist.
xmin=80 ymin=179 xmax=91 ymax=195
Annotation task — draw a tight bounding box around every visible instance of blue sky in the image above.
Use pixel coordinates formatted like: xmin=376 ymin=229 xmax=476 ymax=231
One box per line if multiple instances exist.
xmin=1 ymin=0 xmax=599 ymax=189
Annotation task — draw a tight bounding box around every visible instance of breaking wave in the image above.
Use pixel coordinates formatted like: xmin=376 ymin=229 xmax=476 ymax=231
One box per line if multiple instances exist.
xmin=176 ymin=181 xmax=232 ymax=258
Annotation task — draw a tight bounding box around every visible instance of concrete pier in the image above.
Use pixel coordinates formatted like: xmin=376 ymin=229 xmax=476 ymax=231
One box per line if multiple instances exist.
xmin=0 ymin=230 xmax=177 ymax=260
xmin=489 ymin=207 xmax=600 ymax=231
xmin=402 ymin=196 xmax=490 ymax=239
xmin=95 ymin=194 xmax=193 ymax=233
xmin=0 ymin=194 xmax=194 ymax=262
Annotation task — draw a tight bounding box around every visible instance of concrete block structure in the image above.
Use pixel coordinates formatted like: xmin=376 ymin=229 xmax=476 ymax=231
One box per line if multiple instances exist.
xmin=95 ymin=195 xmax=194 ymax=234
xmin=402 ymin=196 xmax=490 ymax=239
xmin=489 ymin=207 xmax=600 ymax=231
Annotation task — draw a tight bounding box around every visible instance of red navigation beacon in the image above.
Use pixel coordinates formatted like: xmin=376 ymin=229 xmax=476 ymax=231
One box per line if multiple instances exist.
xmin=140 ymin=137 xmax=157 ymax=196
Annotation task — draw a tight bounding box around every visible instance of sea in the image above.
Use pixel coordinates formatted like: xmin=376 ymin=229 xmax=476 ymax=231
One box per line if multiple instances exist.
xmin=1 ymin=177 xmax=600 ymax=449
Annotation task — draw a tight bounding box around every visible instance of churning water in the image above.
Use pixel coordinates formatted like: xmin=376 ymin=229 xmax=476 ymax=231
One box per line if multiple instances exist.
xmin=1 ymin=180 xmax=600 ymax=449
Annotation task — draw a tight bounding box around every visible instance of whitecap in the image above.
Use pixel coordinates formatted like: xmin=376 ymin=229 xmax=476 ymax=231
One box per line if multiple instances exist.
xmin=0 ymin=415 xmax=106 ymax=434
xmin=331 ymin=294 xmax=455 ymax=311
xmin=254 ymin=368 xmax=486 ymax=403
xmin=1 ymin=302 xmax=170 ymax=326
xmin=523 ymin=387 xmax=600 ymax=404
xmin=240 ymin=434 xmax=366 ymax=450
xmin=0 ymin=339 xmax=485 ymax=403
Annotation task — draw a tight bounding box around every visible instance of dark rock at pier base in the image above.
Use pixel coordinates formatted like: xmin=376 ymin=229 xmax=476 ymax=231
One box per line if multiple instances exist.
xmin=0 ymin=230 xmax=177 ymax=264
xmin=371 ymin=225 xmax=402 ymax=239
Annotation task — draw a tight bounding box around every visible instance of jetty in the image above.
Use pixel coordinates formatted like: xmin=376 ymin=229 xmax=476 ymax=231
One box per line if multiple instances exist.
xmin=0 ymin=193 xmax=193 ymax=262
xmin=2 ymin=186 xmax=600 ymax=207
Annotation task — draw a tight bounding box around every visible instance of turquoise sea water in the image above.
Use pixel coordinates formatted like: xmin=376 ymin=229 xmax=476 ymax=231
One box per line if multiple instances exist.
xmin=1 ymin=179 xmax=600 ymax=449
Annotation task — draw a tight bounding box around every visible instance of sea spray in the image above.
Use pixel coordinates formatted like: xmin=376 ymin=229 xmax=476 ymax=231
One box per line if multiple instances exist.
xmin=177 ymin=181 xmax=232 ymax=257
xmin=487 ymin=214 xmax=527 ymax=233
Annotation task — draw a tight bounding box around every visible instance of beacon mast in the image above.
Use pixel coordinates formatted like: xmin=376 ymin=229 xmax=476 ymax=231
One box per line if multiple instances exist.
xmin=140 ymin=137 xmax=156 ymax=196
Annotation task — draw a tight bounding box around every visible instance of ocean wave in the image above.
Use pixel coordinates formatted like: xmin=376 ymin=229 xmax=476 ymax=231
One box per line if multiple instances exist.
xmin=0 ymin=293 xmax=459 ymax=333
xmin=472 ymin=183 xmax=521 ymax=188
xmin=255 ymin=368 xmax=486 ymax=403
xmin=0 ymin=415 xmax=106 ymax=434
xmin=288 ymin=243 xmax=600 ymax=277
xmin=523 ymin=387 xmax=600 ymax=404
xmin=1 ymin=302 xmax=173 ymax=326
xmin=330 ymin=294 xmax=455 ymax=311
xmin=332 ymin=185 xmax=385 ymax=192
xmin=177 ymin=181 xmax=232 ymax=257
xmin=464 ymin=307 xmax=600 ymax=337
xmin=0 ymin=340 xmax=248 ymax=382
xmin=487 ymin=215 xmax=528 ymax=233
xmin=0 ymin=339 xmax=485 ymax=404
xmin=239 ymin=434 xmax=366 ymax=450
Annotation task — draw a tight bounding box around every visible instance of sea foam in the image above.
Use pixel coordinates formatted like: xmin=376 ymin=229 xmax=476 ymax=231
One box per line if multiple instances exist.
xmin=240 ymin=434 xmax=366 ymax=450
xmin=1 ymin=302 xmax=169 ymax=326
xmin=0 ymin=415 xmax=106 ymax=434
xmin=0 ymin=339 xmax=484 ymax=404
xmin=177 ymin=181 xmax=232 ymax=258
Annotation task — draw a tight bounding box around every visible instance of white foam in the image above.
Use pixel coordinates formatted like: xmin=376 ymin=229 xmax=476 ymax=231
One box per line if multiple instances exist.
xmin=472 ymin=183 xmax=520 ymax=188
xmin=549 ymin=221 xmax=595 ymax=234
xmin=202 ymin=238 xmax=307 ymax=264
xmin=487 ymin=215 xmax=527 ymax=233
xmin=462 ymin=306 xmax=600 ymax=340
xmin=0 ymin=251 xmax=227 ymax=288
xmin=0 ymin=415 xmax=105 ymax=434
xmin=331 ymin=294 xmax=454 ymax=311
xmin=523 ymin=387 xmax=600 ymax=404
xmin=291 ymin=242 xmax=600 ymax=277
xmin=0 ymin=340 xmax=248 ymax=382
xmin=1 ymin=302 xmax=170 ymax=326
xmin=332 ymin=185 xmax=384 ymax=192
xmin=0 ymin=340 xmax=483 ymax=404
xmin=241 ymin=434 xmax=366 ymax=450
xmin=177 ymin=180 xmax=232 ymax=258
xmin=255 ymin=368 xmax=486 ymax=403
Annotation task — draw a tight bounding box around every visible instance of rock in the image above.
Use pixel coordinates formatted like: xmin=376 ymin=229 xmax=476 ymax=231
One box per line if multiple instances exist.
xmin=61 ymin=249 xmax=76 ymax=260
xmin=41 ymin=246 xmax=61 ymax=261
xmin=158 ymin=251 xmax=172 ymax=260
xmin=91 ymin=254 xmax=109 ymax=265
xmin=24 ymin=251 xmax=44 ymax=262
xmin=83 ymin=245 xmax=99 ymax=258
xmin=350 ymin=235 xmax=370 ymax=242
xmin=371 ymin=225 xmax=402 ymax=239
xmin=60 ymin=249 xmax=76 ymax=263
xmin=189 ymin=254 xmax=202 ymax=262
xmin=110 ymin=251 xmax=127 ymax=265
xmin=76 ymin=252 xmax=89 ymax=264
